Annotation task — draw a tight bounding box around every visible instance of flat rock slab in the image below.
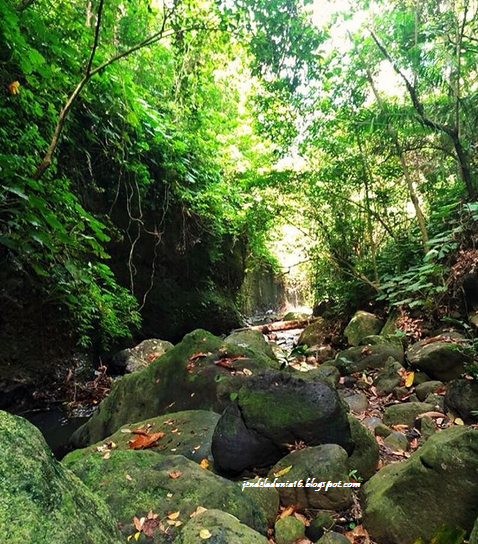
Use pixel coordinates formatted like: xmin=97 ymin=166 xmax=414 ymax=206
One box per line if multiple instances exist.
xmin=64 ymin=410 xmax=221 ymax=467
xmin=383 ymin=402 xmax=435 ymax=427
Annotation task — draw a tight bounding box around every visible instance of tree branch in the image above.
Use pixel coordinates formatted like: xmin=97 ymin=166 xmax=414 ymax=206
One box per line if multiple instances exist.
xmin=16 ymin=0 xmax=36 ymax=11
xmin=33 ymin=0 xmax=220 ymax=182
xmin=370 ymin=29 xmax=475 ymax=198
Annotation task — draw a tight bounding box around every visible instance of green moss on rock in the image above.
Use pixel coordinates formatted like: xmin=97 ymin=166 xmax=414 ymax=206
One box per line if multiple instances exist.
xmin=0 ymin=411 xmax=122 ymax=544
xmin=173 ymin=509 xmax=268 ymax=544
xmin=363 ymin=426 xmax=478 ymax=544
xmin=64 ymin=451 xmax=273 ymax=541
xmin=71 ymin=329 xmax=279 ymax=448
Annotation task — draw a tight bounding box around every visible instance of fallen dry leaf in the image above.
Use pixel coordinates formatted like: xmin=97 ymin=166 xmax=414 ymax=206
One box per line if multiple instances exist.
xmin=167 ymin=511 xmax=180 ymax=520
xmin=8 ymin=81 xmax=20 ymax=94
xmin=279 ymin=505 xmax=296 ymax=519
xmin=199 ymin=458 xmax=209 ymax=469
xmin=168 ymin=470 xmax=182 ymax=479
xmin=190 ymin=506 xmax=208 ymax=518
xmin=166 ymin=519 xmax=183 ymax=527
xmin=143 ymin=518 xmax=159 ymax=537
xmin=129 ymin=431 xmax=165 ymax=450
xmin=454 ymin=417 xmax=465 ymax=426
xmin=126 ymin=474 xmax=133 ymax=481
xmin=273 ymin=465 xmax=292 ymax=477
xmin=405 ymin=371 xmax=415 ymax=388
xmin=293 ymin=512 xmax=309 ymax=526
xmin=199 ymin=528 xmax=212 ymax=539
xmin=345 ymin=524 xmax=370 ymax=543
xmin=133 ymin=516 xmax=145 ymax=532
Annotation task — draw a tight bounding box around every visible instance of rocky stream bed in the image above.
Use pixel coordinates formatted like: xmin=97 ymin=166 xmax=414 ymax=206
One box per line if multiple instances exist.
xmin=3 ymin=310 xmax=478 ymax=544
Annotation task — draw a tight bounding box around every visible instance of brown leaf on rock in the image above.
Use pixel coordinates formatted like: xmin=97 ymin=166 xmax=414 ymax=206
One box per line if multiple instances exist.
xmin=168 ymin=470 xmax=182 ymax=479
xmin=129 ymin=431 xmax=165 ymax=450
xmin=345 ymin=524 xmax=370 ymax=543
xmin=190 ymin=506 xmax=208 ymax=518
xmin=143 ymin=518 xmax=159 ymax=537
xmin=133 ymin=516 xmax=144 ymax=532
xmin=294 ymin=512 xmax=310 ymax=526
xmin=279 ymin=505 xmax=296 ymax=519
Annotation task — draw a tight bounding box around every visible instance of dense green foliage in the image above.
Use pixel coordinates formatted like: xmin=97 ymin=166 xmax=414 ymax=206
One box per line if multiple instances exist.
xmin=0 ymin=0 xmax=319 ymax=347
xmin=2 ymin=0 xmax=478 ymax=352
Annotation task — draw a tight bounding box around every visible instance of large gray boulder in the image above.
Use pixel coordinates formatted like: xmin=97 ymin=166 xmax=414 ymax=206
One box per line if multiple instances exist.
xmin=344 ymin=311 xmax=383 ymax=346
xmin=406 ymin=337 xmax=472 ymax=381
xmin=0 ymin=411 xmax=122 ymax=544
xmin=444 ymin=379 xmax=478 ymax=423
xmin=109 ymin=338 xmax=174 ymax=374
xmin=363 ymin=426 xmax=478 ymax=544
xmin=267 ymin=444 xmax=353 ymax=511
xmin=71 ymin=329 xmax=280 ymax=448
xmin=212 ymin=370 xmax=353 ymax=474
xmin=333 ymin=341 xmax=404 ymax=376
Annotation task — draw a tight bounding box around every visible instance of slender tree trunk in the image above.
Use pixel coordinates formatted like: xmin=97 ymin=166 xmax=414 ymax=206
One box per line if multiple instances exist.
xmin=370 ymin=29 xmax=476 ymax=199
xmin=365 ymin=69 xmax=429 ymax=251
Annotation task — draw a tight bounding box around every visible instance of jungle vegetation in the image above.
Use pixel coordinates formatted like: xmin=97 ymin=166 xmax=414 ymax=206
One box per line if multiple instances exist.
xmin=1 ymin=0 xmax=478 ymax=349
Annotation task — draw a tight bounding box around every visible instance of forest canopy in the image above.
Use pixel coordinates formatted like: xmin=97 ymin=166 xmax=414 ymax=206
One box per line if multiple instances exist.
xmin=1 ymin=0 xmax=478 ymax=349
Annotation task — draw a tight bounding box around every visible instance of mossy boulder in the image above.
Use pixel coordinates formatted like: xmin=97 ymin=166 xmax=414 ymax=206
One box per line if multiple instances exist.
xmin=415 ymin=381 xmax=445 ymax=401
xmin=317 ymin=532 xmax=350 ymax=544
xmin=444 ymin=379 xmax=478 ymax=423
xmin=341 ymin=392 xmax=368 ymax=413
xmin=64 ymin=410 xmax=220 ymax=468
xmin=305 ymin=512 xmax=335 ymax=542
xmin=212 ymin=370 xmax=353 ymax=474
xmin=173 ymin=509 xmax=268 ymax=544
xmin=382 ymin=402 xmax=435 ymax=427
xmin=347 ymin=415 xmax=379 ymax=482
xmin=224 ymin=330 xmax=277 ymax=362
xmin=283 ymin=311 xmax=312 ymax=321
xmin=71 ymin=330 xmax=280 ymax=448
xmin=275 ymin=515 xmax=306 ymax=544
xmin=383 ymin=431 xmax=409 ymax=451
xmin=0 ymin=410 xmax=122 ymax=544
xmin=298 ymin=318 xmax=329 ymax=346
xmin=109 ymin=339 xmax=174 ymax=374
xmin=64 ymin=451 xmax=273 ymax=541
xmin=333 ymin=341 xmax=404 ymax=376
xmin=373 ymin=358 xmax=404 ymax=396
xmin=470 ymin=517 xmax=478 ymax=544
xmin=407 ymin=338 xmax=472 ymax=381
xmin=267 ymin=445 xmax=353 ymax=511
xmin=363 ymin=426 xmax=478 ymax=544
xmin=344 ymin=311 xmax=383 ymax=346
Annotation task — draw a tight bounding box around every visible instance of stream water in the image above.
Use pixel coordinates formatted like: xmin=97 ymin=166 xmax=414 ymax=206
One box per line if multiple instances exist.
xmin=19 ymin=312 xmax=308 ymax=459
xmin=22 ymin=405 xmax=91 ymax=459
